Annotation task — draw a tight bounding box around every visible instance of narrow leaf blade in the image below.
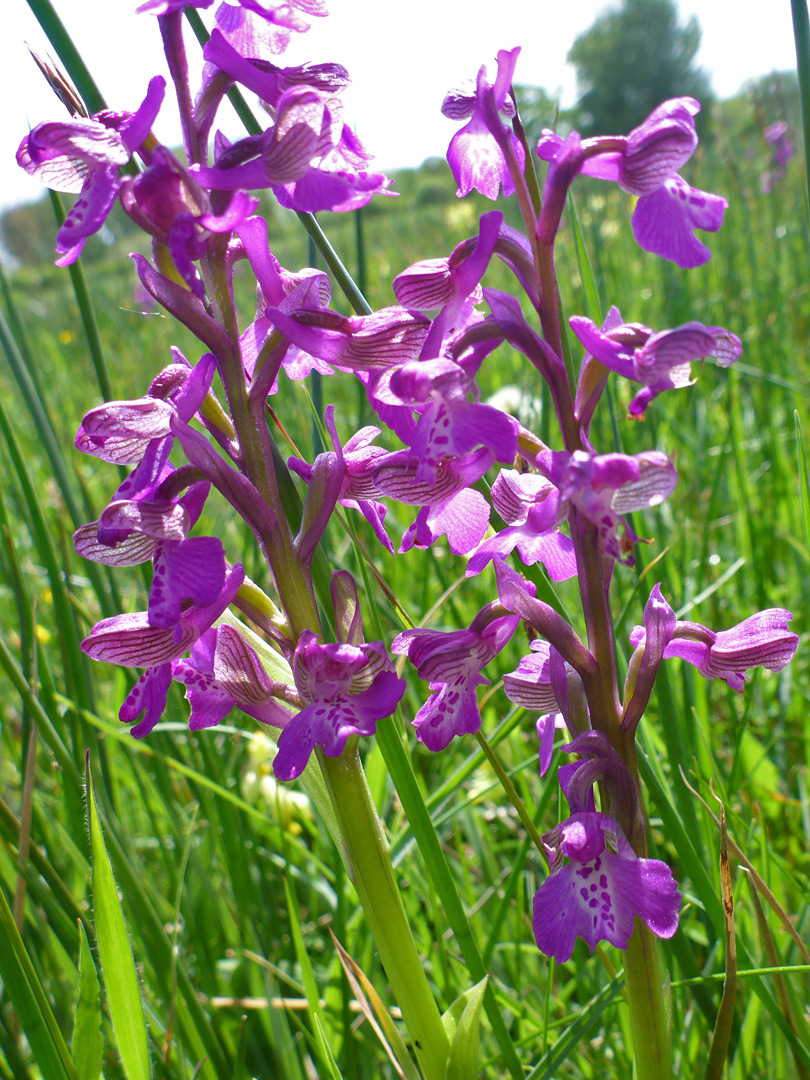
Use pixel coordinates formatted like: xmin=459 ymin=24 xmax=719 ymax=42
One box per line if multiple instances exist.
xmin=85 ymin=755 xmax=150 ymax=1080
xmin=72 ymin=920 xmax=103 ymax=1080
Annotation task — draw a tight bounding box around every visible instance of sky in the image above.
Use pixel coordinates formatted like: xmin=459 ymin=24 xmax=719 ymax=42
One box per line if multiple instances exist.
xmin=0 ymin=0 xmax=800 ymax=215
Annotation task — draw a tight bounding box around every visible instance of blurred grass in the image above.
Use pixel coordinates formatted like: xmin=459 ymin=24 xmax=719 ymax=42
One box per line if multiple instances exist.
xmin=1 ymin=89 xmax=810 ymax=1079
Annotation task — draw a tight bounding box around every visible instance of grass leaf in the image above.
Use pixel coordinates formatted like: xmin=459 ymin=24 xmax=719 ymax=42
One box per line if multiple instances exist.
xmin=72 ymin=920 xmax=103 ymax=1080
xmin=85 ymin=754 xmax=150 ymax=1080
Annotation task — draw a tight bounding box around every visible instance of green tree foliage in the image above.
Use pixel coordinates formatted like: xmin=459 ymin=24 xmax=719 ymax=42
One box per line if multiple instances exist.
xmin=567 ymin=0 xmax=713 ymax=137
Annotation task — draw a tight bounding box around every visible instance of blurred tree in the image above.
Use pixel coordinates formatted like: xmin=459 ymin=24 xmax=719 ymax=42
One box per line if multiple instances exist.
xmin=567 ymin=0 xmax=713 ymax=136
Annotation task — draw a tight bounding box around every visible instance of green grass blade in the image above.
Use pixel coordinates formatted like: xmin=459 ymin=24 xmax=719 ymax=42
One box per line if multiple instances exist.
xmin=282 ymin=873 xmax=330 ymax=1074
xmin=794 ymin=411 xmax=810 ymax=557
xmin=524 ymin=977 xmax=625 ymax=1080
xmin=0 ymin=877 xmax=78 ymax=1080
xmin=72 ymin=921 xmax=103 ymax=1080
xmin=85 ymin=755 xmax=151 ymax=1080
xmin=567 ymin=191 xmax=602 ymax=321
xmin=790 ymin=0 xmax=810 ymax=217
xmin=47 ymin=191 xmax=116 ymax=404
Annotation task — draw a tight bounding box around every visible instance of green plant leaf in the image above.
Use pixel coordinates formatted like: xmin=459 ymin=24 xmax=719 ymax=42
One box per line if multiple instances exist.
xmin=0 ymin=877 xmax=78 ymax=1080
xmin=442 ymin=976 xmax=487 ymax=1080
xmin=85 ymin=754 xmax=150 ymax=1080
xmin=72 ymin=920 xmax=102 ymax=1080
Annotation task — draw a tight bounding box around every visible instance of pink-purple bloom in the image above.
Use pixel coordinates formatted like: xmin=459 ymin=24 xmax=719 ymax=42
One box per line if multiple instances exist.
xmin=442 ymin=48 xmax=524 ymax=200
xmin=533 ymin=810 xmax=680 ymax=962
xmin=537 ymin=98 xmax=727 ymax=268
xmin=82 ymin=564 xmax=246 ymax=737
xmin=273 ymin=632 xmax=405 ymax=780
xmin=173 ymin=624 xmax=292 ymax=730
xmin=17 ymin=76 xmax=166 ymax=265
xmin=571 ymin=308 xmax=742 ymax=416
xmin=630 ymin=600 xmax=799 ymax=691
xmin=537 ymin=448 xmax=678 ymax=563
xmin=466 ymin=468 xmax=576 ymax=580
xmin=372 ymin=448 xmax=493 ymax=555
xmin=392 ymin=603 xmax=519 ymax=751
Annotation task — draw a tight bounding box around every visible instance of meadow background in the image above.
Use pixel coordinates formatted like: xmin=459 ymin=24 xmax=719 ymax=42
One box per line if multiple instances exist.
xmin=0 ymin=54 xmax=809 ymax=1080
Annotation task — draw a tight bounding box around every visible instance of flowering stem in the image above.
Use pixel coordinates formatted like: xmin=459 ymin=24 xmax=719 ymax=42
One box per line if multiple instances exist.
xmin=474 ymin=730 xmax=546 ymax=855
xmin=319 ymin=745 xmax=450 ymax=1080
xmin=624 ymin=920 xmax=672 ymax=1080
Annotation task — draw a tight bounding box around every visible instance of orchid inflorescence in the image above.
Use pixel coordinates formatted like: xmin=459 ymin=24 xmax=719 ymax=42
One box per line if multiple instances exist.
xmin=18 ymin=1 xmax=798 ymax=1068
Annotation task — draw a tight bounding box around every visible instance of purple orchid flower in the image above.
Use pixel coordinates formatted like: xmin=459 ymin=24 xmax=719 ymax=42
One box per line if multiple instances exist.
xmin=504 ymin=639 xmax=592 ymax=769
xmin=200 ymin=27 xmax=348 ymax=114
xmin=173 ymin=624 xmax=293 ymax=730
xmin=764 ymin=121 xmax=794 ymax=166
xmin=236 ymin=215 xmax=336 ymax=389
xmin=76 ymin=350 xmax=216 ymax=465
xmin=395 ymin=218 xmax=540 ymax=314
xmin=537 ymin=448 xmax=678 ymax=564
xmin=82 ymin=564 xmax=245 ymax=737
xmin=137 ymin=0 xmax=213 ymax=13
xmin=273 ymin=631 xmax=404 ymax=780
xmin=17 ymin=77 xmax=166 ymax=265
xmin=373 ymin=356 xmax=517 ymax=485
xmin=266 ymin=302 xmax=430 ymax=374
xmin=502 ymin=637 xmax=568 ymax=774
xmin=372 ymin=447 xmax=493 ymax=555
xmin=629 ymin=601 xmax=799 ymax=691
xmin=532 ymin=810 xmax=680 ymax=963
xmin=76 ymin=434 xmax=226 ymax=633
xmin=622 ymin=584 xmax=678 ymax=732
xmin=120 ymin=148 xmax=258 ymax=298
xmin=442 ymin=48 xmax=524 ymax=200
xmin=571 ymin=308 xmax=742 ymax=416
xmin=537 ymin=98 xmax=727 ymax=268
xmin=191 ymin=78 xmax=391 ymax=213
xmin=761 ymin=121 xmax=794 ymax=192
xmin=392 ymin=602 xmax=519 ymax=751
xmin=138 ymin=0 xmax=327 ymax=55
xmin=466 ymin=468 xmax=577 ymax=580
xmin=289 ymin=418 xmax=395 ymax=553
xmin=212 ymin=0 xmax=328 ymax=56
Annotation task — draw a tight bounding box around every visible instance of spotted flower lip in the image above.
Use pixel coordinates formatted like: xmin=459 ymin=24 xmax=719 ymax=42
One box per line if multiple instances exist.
xmin=532 ymin=810 xmax=680 ymax=963
xmin=442 ymin=47 xmax=524 ymax=201
xmin=392 ymin=603 xmax=519 ymax=752
xmin=272 ymin=632 xmax=405 ymax=780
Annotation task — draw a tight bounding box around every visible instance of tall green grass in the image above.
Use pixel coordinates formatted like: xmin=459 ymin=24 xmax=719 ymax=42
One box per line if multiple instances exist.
xmin=1 ymin=29 xmax=810 ymax=1080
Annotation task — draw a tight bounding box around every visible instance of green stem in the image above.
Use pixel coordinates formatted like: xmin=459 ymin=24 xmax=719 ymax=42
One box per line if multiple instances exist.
xmin=624 ymin=921 xmax=672 ymax=1080
xmin=474 ymin=731 xmax=546 ymax=855
xmin=319 ymin=746 xmax=450 ymax=1080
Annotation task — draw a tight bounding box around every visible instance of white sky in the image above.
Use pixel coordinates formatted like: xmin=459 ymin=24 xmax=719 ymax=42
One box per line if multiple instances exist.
xmin=0 ymin=0 xmax=799 ymax=214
